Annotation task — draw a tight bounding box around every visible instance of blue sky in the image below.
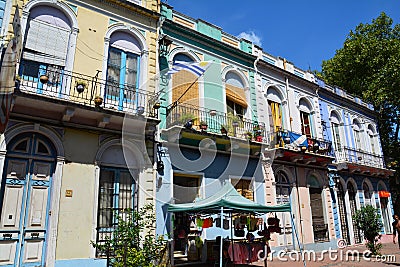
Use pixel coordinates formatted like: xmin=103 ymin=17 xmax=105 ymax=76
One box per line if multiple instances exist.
xmin=163 ymin=1 xmax=400 ymax=72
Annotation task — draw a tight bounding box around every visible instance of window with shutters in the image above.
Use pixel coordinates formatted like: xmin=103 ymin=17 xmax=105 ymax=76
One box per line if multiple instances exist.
xmin=353 ymin=120 xmax=363 ymax=151
xmin=299 ymin=98 xmax=313 ymax=138
xmin=367 ymin=125 xmax=377 ymax=155
xmin=267 ymin=87 xmax=284 ymax=132
xmin=330 ymin=111 xmax=342 ymax=152
xmin=20 ymin=7 xmax=72 ymax=84
xmin=171 ymin=54 xmax=199 ymax=107
xmin=231 ymin=178 xmax=253 ymax=201
xmin=225 ymin=71 xmax=247 ymax=118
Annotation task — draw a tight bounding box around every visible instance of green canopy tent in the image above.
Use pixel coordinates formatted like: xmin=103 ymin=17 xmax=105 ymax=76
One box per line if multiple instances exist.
xmin=168 ymin=183 xmax=303 ymax=267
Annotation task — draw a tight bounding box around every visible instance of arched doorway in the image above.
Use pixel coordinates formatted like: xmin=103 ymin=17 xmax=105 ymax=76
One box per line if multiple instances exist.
xmin=337 ymin=182 xmax=350 ymax=244
xmin=378 ymin=183 xmax=391 ymax=233
xmin=307 ymin=175 xmax=328 ymax=242
xmin=0 ymin=132 xmax=57 ymax=266
xmin=348 ymin=182 xmax=362 ymax=243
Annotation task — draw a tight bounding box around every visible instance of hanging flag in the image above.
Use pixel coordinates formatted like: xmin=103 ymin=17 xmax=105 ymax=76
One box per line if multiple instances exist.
xmin=288 ymin=131 xmax=308 ymax=148
xmin=0 ymin=38 xmax=17 ymax=133
xmin=166 ymin=61 xmax=211 ymax=77
xmin=12 ymin=5 xmax=22 ymax=60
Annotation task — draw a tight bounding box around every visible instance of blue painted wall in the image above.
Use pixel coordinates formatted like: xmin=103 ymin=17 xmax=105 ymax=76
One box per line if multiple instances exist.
xmin=155 ymin=145 xmax=266 ymax=238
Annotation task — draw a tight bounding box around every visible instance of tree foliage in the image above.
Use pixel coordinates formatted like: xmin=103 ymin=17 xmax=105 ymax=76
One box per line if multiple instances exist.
xmin=92 ymin=204 xmax=168 ymax=267
xmin=353 ymin=205 xmax=383 ymax=255
xmin=320 ymin=12 xmax=400 ymax=209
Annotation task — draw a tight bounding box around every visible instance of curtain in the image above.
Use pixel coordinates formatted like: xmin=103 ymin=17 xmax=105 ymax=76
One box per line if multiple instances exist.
xmin=269 ymin=101 xmax=282 ymax=130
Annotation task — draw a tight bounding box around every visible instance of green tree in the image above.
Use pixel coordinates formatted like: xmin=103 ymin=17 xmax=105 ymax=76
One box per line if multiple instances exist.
xmin=92 ymin=204 xmax=168 ymax=267
xmin=320 ymin=12 xmax=400 ymax=211
xmin=353 ymin=205 xmax=383 ymax=255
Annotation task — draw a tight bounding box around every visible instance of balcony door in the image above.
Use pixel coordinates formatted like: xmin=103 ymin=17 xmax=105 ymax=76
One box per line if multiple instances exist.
xmin=0 ymin=133 xmax=56 ymax=267
xmin=106 ymin=47 xmax=140 ymax=111
xmin=20 ymin=7 xmax=72 ymax=97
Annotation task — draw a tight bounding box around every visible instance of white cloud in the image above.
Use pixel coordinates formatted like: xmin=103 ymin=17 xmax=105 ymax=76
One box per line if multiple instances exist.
xmin=237 ymin=31 xmax=262 ymax=47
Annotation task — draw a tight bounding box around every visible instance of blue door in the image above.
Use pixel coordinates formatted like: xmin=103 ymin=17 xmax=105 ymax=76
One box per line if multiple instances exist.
xmin=106 ymin=47 xmax=140 ymax=111
xmin=0 ymin=133 xmax=56 ymax=266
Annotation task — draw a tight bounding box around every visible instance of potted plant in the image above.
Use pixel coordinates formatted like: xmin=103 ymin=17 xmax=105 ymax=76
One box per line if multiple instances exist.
xmin=200 ymin=120 xmax=208 ymax=131
xmin=227 ymin=113 xmax=241 ymax=128
xmin=245 ymin=131 xmax=253 ymax=141
xmin=153 ymin=102 xmax=161 ymax=109
xmin=39 ymin=74 xmax=49 ymax=84
xmin=94 ymin=95 xmax=103 ymax=107
xmin=75 ymin=79 xmax=87 ymax=93
xmin=178 ymin=113 xmax=196 ymax=126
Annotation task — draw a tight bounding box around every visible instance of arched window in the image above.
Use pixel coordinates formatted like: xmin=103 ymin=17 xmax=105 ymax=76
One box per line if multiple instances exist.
xmin=171 ymin=53 xmax=198 ymax=106
xmin=378 ymin=182 xmax=391 ymax=233
xmin=347 ymin=182 xmax=362 ymax=243
xmin=20 ymin=5 xmax=73 ymax=83
xmin=225 ymin=71 xmax=247 ymax=119
xmin=367 ymin=124 xmax=377 ymax=154
xmin=96 ymin=144 xmax=138 ymax=257
xmin=337 ymin=182 xmax=350 ymax=244
xmin=106 ymin=31 xmax=142 ymax=110
xmin=267 ymin=87 xmax=284 ymax=132
xmin=299 ymin=98 xmax=313 ymax=137
xmin=330 ymin=111 xmax=342 ymax=152
xmin=363 ymin=181 xmax=372 ymax=206
xmin=353 ymin=119 xmax=363 ymax=151
xmin=275 ymin=171 xmax=291 ymax=204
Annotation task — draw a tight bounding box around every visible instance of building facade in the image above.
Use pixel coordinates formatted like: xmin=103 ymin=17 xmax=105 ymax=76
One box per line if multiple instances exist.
xmin=318 ymin=80 xmax=394 ymax=246
xmin=0 ymin=1 xmax=395 ymax=267
xmin=0 ymin=1 xmax=160 ymax=266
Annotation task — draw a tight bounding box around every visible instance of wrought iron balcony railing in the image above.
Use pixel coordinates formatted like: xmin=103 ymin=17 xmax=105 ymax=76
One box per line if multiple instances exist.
xmin=17 ymin=62 xmax=159 ymax=118
xmin=165 ymin=103 xmax=266 ymax=143
xmin=270 ymin=129 xmax=334 ymax=157
xmin=335 ymin=147 xmax=385 ymax=168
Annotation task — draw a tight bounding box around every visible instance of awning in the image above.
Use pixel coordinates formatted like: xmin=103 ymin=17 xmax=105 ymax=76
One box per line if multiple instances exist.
xmin=168 ymin=182 xmax=291 ymax=213
xmin=226 ymin=84 xmax=248 ymax=108
xmin=379 ymin=190 xmax=390 ymax=198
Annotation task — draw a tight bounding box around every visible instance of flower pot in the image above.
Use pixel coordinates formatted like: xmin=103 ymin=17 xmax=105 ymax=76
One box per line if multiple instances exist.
xmin=220 ymin=127 xmax=227 ymax=135
xmin=94 ymin=96 xmax=103 ymax=107
xmin=200 ymin=124 xmax=208 ymax=131
xmin=137 ymin=106 xmax=145 ymax=115
xmin=39 ymin=75 xmax=49 ymax=84
xmin=76 ymin=84 xmax=85 ymax=93
xmin=256 ymin=135 xmax=263 ymax=142
xmin=153 ymin=102 xmax=161 ymax=109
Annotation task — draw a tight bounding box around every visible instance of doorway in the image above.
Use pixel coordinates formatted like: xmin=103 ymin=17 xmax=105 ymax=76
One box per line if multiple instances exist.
xmin=0 ymin=133 xmax=56 ymax=266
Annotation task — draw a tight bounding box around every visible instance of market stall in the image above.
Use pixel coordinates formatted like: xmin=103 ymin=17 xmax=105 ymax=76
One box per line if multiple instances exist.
xmin=168 ymin=182 xmax=303 ymax=267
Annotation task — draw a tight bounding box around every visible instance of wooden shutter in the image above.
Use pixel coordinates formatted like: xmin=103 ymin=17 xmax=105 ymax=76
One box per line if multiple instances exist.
xmin=172 ymin=70 xmax=199 ymax=106
xmin=23 ymin=19 xmax=70 ymax=66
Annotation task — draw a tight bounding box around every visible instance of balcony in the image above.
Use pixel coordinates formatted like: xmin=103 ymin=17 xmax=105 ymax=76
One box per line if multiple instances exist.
xmin=269 ymin=130 xmax=334 ymax=166
xmin=272 ymin=130 xmax=334 ymax=157
xmin=17 ymin=63 xmax=159 ymax=119
xmin=164 ymin=103 xmax=267 ymax=143
xmin=336 ymin=147 xmax=386 ymax=169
